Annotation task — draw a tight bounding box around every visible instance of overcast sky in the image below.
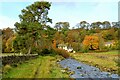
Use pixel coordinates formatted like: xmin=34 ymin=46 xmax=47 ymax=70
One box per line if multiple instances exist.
xmin=0 ymin=0 xmax=119 ymax=29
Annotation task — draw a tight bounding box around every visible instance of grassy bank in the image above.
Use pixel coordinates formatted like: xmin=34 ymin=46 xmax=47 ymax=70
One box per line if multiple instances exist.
xmin=3 ymin=55 xmax=69 ymax=78
xmin=71 ymin=50 xmax=119 ymax=74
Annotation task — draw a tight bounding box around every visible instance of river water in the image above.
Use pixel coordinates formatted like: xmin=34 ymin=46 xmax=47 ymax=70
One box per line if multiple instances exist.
xmin=59 ymin=58 xmax=120 ymax=79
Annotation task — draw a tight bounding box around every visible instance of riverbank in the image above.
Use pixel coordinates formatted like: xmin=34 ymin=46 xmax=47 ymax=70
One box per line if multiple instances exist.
xmin=70 ymin=50 xmax=119 ymax=75
xmin=59 ymin=58 xmax=119 ymax=78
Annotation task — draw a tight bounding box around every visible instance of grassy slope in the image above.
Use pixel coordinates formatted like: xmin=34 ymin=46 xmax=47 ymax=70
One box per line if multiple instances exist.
xmin=3 ymin=55 xmax=69 ymax=78
xmin=71 ymin=50 xmax=119 ymax=74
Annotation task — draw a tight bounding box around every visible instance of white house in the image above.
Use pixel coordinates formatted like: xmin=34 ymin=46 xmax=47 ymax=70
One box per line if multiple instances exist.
xmin=57 ymin=44 xmax=74 ymax=53
xmin=105 ymin=42 xmax=113 ymax=47
xmin=67 ymin=47 xmax=73 ymax=52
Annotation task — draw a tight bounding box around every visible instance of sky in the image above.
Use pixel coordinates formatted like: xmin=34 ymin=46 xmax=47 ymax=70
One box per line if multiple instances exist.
xmin=0 ymin=0 xmax=119 ymax=29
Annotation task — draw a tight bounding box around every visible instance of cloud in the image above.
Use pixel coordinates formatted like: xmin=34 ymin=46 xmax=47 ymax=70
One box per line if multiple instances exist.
xmin=0 ymin=15 xmax=19 ymax=29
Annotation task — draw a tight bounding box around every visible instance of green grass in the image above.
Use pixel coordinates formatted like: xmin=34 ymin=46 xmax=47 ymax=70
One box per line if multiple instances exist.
xmin=3 ymin=55 xmax=69 ymax=78
xmin=71 ymin=50 xmax=119 ymax=74
xmin=95 ymin=50 xmax=119 ymax=54
xmin=3 ymin=50 xmax=119 ymax=78
xmin=3 ymin=56 xmax=41 ymax=78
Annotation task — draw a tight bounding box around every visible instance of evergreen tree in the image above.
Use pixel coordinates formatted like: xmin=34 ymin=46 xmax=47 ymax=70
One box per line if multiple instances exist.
xmin=14 ymin=1 xmax=52 ymax=54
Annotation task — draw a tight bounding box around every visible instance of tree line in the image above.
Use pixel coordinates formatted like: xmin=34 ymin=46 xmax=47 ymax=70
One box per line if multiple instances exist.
xmin=1 ymin=1 xmax=120 ymax=54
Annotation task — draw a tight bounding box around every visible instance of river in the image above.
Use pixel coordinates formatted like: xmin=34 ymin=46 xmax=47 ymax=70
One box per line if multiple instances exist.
xmin=59 ymin=58 xmax=119 ymax=79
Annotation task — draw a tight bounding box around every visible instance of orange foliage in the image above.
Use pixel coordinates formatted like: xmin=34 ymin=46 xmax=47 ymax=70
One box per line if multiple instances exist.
xmin=83 ymin=35 xmax=99 ymax=50
xmin=5 ymin=34 xmax=16 ymax=52
xmin=52 ymin=39 xmax=56 ymax=48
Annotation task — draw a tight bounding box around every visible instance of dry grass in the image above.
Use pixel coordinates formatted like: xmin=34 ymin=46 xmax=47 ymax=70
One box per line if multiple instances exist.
xmin=72 ymin=50 xmax=119 ymax=74
xmin=54 ymin=48 xmax=70 ymax=58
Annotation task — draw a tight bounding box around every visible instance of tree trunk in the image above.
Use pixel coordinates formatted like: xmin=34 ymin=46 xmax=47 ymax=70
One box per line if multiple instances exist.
xmin=28 ymin=46 xmax=31 ymax=54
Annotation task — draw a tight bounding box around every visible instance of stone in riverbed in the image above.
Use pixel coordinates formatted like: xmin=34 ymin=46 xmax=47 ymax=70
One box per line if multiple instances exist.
xmin=59 ymin=58 xmax=120 ymax=78
xmin=110 ymin=74 xmax=119 ymax=78
xmin=77 ymin=66 xmax=82 ymax=69
xmin=64 ymin=67 xmax=69 ymax=71
xmin=80 ymin=73 xmax=84 ymax=77
xmin=61 ymin=69 xmax=66 ymax=73
xmin=56 ymin=59 xmax=61 ymax=62
xmin=69 ymin=71 xmax=75 ymax=75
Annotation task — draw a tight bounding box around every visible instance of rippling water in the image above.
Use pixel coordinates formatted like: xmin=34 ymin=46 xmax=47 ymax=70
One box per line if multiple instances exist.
xmin=59 ymin=58 xmax=120 ymax=79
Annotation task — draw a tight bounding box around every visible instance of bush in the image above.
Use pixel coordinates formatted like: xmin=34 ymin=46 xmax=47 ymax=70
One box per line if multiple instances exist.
xmin=53 ymin=48 xmax=70 ymax=58
xmin=39 ymin=48 xmax=57 ymax=56
xmin=42 ymin=49 xmax=50 ymax=54
xmin=12 ymin=63 xmax=18 ymax=67
xmin=102 ymin=45 xmax=116 ymax=51
xmin=38 ymin=48 xmax=70 ymax=58
xmin=31 ymin=47 xmax=40 ymax=54
xmin=3 ymin=64 xmax=12 ymax=74
xmin=81 ymin=46 xmax=89 ymax=53
xmin=117 ymin=40 xmax=120 ymax=50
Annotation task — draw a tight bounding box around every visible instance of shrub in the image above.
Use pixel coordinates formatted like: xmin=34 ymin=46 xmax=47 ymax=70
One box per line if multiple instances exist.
xmin=41 ymin=49 xmax=50 ymax=55
xmin=38 ymin=48 xmax=70 ymax=58
xmin=3 ymin=64 xmax=12 ymax=74
xmin=54 ymin=48 xmax=70 ymax=58
xmin=12 ymin=63 xmax=18 ymax=67
xmin=117 ymin=40 xmax=120 ymax=50
xmin=81 ymin=45 xmax=89 ymax=53
xmin=49 ymin=49 xmax=57 ymax=56
xmin=39 ymin=48 xmax=57 ymax=56
xmin=31 ymin=47 xmax=39 ymax=54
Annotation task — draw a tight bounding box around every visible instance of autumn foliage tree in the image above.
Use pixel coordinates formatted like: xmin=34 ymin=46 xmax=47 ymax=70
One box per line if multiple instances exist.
xmin=82 ymin=35 xmax=99 ymax=50
xmin=2 ymin=27 xmax=15 ymax=53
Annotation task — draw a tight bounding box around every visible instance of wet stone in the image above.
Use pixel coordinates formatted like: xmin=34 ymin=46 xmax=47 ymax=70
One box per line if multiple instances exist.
xmin=77 ymin=66 xmax=82 ymax=69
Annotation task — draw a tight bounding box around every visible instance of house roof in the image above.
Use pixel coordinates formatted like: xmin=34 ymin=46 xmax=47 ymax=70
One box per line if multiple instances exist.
xmin=57 ymin=44 xmax=66 ymax=47
xmin=105 ymin=42 xmax=113 ymax=44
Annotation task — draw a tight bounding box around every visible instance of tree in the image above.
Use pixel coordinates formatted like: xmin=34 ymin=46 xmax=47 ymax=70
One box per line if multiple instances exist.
xmin=2 ymin=27 xmax=14 ymax=53
xmin=101 ymin=28 xmax=115 ymax=41
xmin=80 ymin=21 xmax=89 ymax=30
xmin=54 ymin=22 xmax=70 ymax=31
xmin=112 ymin=21 xmax=120 ymax=28
xmin=14 ymin=1 xmax=52 ymax=54
xmin=66 ymin=31 xmax=80 ymax=43
xmin=97 ymin=33 xmax=105 ymax=51
xmin=53 ymin=32 xmax=65 ymax=45
xmin=102 ymin=21 xmax=111 ymax=29
xmin=90 ymin=22 xmax=101 ymax=29
xmin=96 ymin=21 xmax=102 ymax=29
xmin=75 ymin=23 xmax=80 ymax=29
xmin=5 ymin=35 xmax=16 ymax=52
xmin=79 ymin=29 xmax=87 ymax=42
xmin=82 ymin=35 xmax=99 ymax=50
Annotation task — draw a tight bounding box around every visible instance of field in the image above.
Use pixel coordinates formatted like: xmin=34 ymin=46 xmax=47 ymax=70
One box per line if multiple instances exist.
xmin=71 ymin=50 xmax=119 ymax=74
xmin=3 ymin=55 xmax=69 ymax=78
xmin=2 ymin=50 xmax=119 ymax=78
